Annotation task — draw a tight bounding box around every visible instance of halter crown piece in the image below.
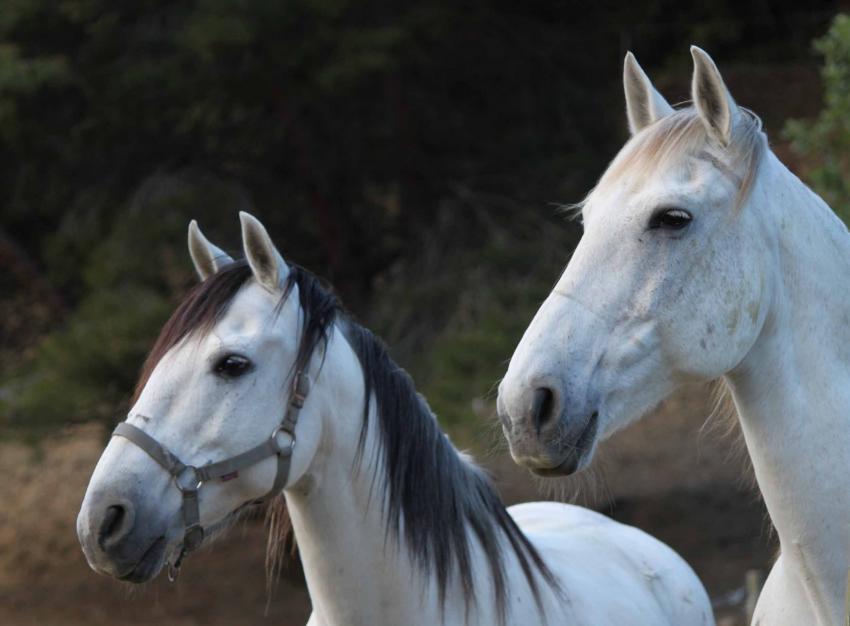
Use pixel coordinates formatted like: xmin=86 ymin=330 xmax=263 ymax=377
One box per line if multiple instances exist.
xmin=112 ymin=370 xmax=312 ymax=581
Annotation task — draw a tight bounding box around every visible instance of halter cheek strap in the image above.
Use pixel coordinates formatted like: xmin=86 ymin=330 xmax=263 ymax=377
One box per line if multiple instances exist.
xmin=112 ymin=371 xmax=311 ymax=581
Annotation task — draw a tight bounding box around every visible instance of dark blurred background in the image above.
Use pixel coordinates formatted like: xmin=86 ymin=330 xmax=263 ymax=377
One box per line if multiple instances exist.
xmin=3 ymin=1 xmax=850 ymax=624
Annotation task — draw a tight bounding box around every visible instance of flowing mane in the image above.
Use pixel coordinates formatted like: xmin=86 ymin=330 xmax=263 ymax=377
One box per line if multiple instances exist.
xmin=133 ymin=259 xmax=559 ymax=620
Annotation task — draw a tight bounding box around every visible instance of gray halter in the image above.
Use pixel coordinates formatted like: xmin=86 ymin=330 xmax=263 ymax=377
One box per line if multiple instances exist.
xmin=112 ymin=370 xmax=312 ymax=581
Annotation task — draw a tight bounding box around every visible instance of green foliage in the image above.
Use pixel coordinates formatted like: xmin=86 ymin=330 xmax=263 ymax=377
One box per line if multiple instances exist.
xmin=368 ymin=198 xmax=577 ymax=446
xmin=785 ymin=13 xmax=850 ymax=223
xmin=1 ymin=175 xmax=248 ymax=434
xmin=4 ymin=288 xmax=170 ymax=437
xmin=0 ymin=1 xmax=843 ymax=439
xmin=0 ymin=0 xmax=608 ymax=437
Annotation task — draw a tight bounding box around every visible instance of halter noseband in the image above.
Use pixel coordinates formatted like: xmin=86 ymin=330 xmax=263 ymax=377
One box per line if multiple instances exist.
xmin=112 ymin=370 xmax=312 ymax=581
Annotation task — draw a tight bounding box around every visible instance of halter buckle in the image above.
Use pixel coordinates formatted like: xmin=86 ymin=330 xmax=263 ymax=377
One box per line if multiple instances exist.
xmin=175 ymin=465 xmax=203 ymax=493
xmin=270 ymin=426 xmax=296 ymax=455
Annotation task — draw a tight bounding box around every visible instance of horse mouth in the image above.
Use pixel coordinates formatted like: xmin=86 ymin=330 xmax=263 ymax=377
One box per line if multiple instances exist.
xmin=117 ymin=536 xmax=167 ymax=583
xmin=531 ymin=412 xmax=599 ymax=477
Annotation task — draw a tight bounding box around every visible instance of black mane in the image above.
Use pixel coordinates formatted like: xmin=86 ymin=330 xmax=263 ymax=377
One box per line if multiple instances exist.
xmin=137 ymin=258 xmax=560 ymax=619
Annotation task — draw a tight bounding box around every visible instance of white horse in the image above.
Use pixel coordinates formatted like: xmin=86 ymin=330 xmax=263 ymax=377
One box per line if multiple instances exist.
xmin=498 ymin=46 xmax=850 ymax=625
xmin=77 ymin=213 xmax=712 ymax=625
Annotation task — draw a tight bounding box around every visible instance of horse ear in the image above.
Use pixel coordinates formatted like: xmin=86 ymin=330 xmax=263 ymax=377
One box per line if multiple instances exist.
xmin=623 ymin=51 xmax=674 ymax=135
xmin=188 ymin=220 xmax=234 ymax=280
xmin=239 ymin=211 xmax=289 ymax=292
xmin=690 ymin=46 xmax=739 ymax=146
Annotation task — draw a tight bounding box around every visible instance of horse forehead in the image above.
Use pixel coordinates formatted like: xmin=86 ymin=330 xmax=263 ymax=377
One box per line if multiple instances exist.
xmin=587 ymin=154 xmax=734 ymax=222
xmin=157 ymin=283 xmax=291 ymax=370
xmin=215 ymin=282 xmax=288 ymax=337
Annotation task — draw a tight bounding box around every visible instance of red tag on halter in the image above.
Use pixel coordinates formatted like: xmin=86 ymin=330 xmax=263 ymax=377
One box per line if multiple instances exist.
xmin=220 ymin=471 xmax=239 ymax=482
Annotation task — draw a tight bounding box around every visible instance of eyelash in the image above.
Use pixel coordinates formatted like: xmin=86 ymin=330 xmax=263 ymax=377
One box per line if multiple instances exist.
xmin=213 ymin=354 xmax=253 ymax=378
xmin=648 ymin=208 xmax=693 ymax=231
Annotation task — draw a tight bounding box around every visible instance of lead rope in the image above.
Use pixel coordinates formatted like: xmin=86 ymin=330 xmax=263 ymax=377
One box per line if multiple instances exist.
xmin=113 ymin=371 xmax=312 ymax=582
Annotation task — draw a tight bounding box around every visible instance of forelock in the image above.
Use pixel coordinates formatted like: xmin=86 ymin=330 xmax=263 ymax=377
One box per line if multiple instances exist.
xmin=579 ymin=106 xmax=766 ymax=216
xmin=131 ymin=262 xmax=254 ymax=403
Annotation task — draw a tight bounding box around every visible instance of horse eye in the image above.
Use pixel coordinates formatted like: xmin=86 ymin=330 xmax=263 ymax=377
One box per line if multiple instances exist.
xmin=213 ymin=355 xmax=253 ymax=378
xmin=648 ymin=208 xmax=693 ymax=231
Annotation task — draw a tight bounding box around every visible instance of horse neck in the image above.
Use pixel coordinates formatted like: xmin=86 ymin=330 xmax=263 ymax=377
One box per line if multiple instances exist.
xmin=282 ymin=368 xmax=418 ymax=623
xmin=282 ymin=341 xmax=492 ymax=625
xmin=283 ymin=426 xmax=419 ymax=625
xmin=725 ymin=150 xmax=850 ymax=613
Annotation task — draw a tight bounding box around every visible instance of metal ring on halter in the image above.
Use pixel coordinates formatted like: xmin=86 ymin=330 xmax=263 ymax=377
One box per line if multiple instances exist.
xmin=270 ymin=426 xmax=296 ymax=455
xmin=175 ymin=465 xmax=203 ymax=493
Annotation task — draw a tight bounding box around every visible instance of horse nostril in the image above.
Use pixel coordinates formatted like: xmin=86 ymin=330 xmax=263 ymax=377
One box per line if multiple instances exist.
xmin=98 ymin=504 xmax=129 ymax=548
xmin=531 ymin=387 xmax=556 ymax=432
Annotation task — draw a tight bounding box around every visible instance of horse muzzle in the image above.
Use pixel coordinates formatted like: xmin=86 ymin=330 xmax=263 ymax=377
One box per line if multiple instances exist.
xmin=497 ymin=383 xmax=600 ymax=476
xmin=77 ymin=490 xmax=173 ymax=583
